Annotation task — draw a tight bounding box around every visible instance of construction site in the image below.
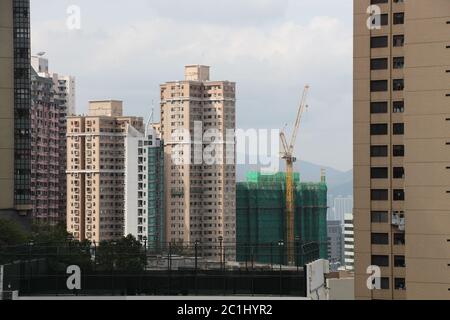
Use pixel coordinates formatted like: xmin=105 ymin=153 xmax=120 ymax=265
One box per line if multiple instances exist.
xmin=236 ymin=85 xmax=328 ymax=267
xmin=236 ymin=172 xmax=328 ymax=266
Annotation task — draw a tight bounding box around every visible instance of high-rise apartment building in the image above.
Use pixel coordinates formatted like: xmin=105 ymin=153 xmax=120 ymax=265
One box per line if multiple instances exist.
xmin=0 ymin=0 xmax=31 ymax=218
xmin=354 ymin=0 xmax=450 ymax=300
xmin=327 ymin=220 xmax=344 ymax=271
xmin=124 ymin=123 xmax=165 ymax=250
xmin=66 ymin=100 xmax=143 ymax=242
xmin=160 ymin=65 xmax=236 ymax=260
xmin=30 ymin=55 xmax=76 ymax=224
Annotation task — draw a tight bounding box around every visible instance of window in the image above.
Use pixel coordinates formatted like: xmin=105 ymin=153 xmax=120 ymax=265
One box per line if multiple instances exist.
xmin=371 ymin=145 xmax=388 ymax=157
xmin=372 ymin=255 xmax=389 ymax=267
xmin=371 ymin=58 xmax=388 ymax=70
xmin=371 ymin=36 xmax=388 ymax=48
xmin=393 ymin=12 xmax=405 ymax=25
xmin=393 ymin=167 xmax=405 ymax=179
xmin=394 ymin=256 xmax=406 ymax=268
xmin=371 ymin=102 xmax=388 ymax=114
xmin=371 ymin=211 xmax=389 ymax=223
xmin=380 ymin=278 xmax=390 ymax=290
xmin=395 ymin=278 xmax=406 ymax=290
xmin=393 ymin=35 xmax=405 ymax=47
xmin=393 ymin=189 xmax=405 ymax=201
xmin=393 ymin=57 xmax=404 ymax=69
xmin=393 ymin=79 xmax=404 ymax=91
xmin=393 ymin=101 xmax=404 ymax=113
xmin=393 ymin=145 xmax=405 ymax=157
xmin=394 ymin=233 xmax=405 ymax=245
xmin=371 ymin=80 xmax=388 ymax=92
xmin=372 ymin=233 xmax=389 ymax=245
xmin=393 ymin=123 xmax=404 ymax=135
xmin=371 ymin=167 xmax=388 ymax=179
xmin=371 ymin=124 xmax=388 ymax=135
xmin=371 ymin=189 xmax=388 ymax=201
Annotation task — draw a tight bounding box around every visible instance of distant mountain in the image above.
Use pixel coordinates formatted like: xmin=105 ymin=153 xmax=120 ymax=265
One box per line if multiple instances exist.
xmin=237 ymin=160 xmax=353 ymax=197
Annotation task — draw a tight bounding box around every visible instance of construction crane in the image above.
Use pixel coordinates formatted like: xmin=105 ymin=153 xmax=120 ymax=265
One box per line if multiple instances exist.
xmin=280 ymin=85 xmax=310 ymax=266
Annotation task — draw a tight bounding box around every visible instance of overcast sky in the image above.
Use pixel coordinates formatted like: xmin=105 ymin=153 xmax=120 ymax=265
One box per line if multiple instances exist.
xmin=30 ymin=0 xmax=353 ymax=171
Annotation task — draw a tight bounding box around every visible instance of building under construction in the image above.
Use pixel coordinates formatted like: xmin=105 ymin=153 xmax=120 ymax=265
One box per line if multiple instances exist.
xmin=236 ymin=172 xmax=328 ymax=266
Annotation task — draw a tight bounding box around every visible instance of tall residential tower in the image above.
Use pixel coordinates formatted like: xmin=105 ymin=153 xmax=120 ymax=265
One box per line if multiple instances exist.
xmin=160 ymin=65 xmax=236 ymax=260
xmin=354 ymin=0 xmax=450 ymax=300
xmin=0 ymin=0 xmax=31 ymax=218
xmin=66 ymin=101 xmax=143 ymax=242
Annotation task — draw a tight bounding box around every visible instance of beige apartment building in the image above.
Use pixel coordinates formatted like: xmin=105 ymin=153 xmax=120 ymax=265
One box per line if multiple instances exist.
xmin=354 ymin=0 xmax=450 ymax=300
xmin=66 ymin=100 xmax=143 ymax=242
xmin=160 ymin=65 xmax=236 ymax=260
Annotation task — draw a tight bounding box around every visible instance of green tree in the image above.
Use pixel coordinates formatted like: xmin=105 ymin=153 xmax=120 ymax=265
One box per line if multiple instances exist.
xmin=96 ymin=235 xmax=145 ymax=273
xmin=0 ymin=218 xmax=27 ymax=246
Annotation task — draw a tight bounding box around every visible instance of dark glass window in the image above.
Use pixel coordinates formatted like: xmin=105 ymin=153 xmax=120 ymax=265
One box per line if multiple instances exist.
xmin=371 ymin=80 xmax=388 ymax=92
xmin=393 ymin=35 xmax=405 ymax=47
xmin=393 ymin=167 xmax=405 ymax=179
xmin=393 ymin=189 xmax=405 ymax=201
xmin=371 ymin=211 xmax=389 ymax=223
xmin=393 ymin=123 xmax=404 ymax=135
xmin=395 ymin=278 xmax=406 ymax=290
xmin=371 ymin=102 xmax=388 ymax=114
xmin=371 ymin=233 xmax=389 ymax=245
xmin=372 ymin=255 xmax=389 ymax=267
xmin=394 ymin=256 xmax=406 ymax=268
xmin=394 ymin=233 xmax=405 ymax=245
xmin=371 ymin=145 xmax=388 ymax=157
xmin=371 ymin=167 xmax=388 ymax=179
xmin=371 ymin=124 xmax=388 ymax=135
xmin=393 ymin=57 xmax=404 ymax=69
xmin=393 ymin=145 xmax=405 ymax=157
xmin=393 ymin=79 xmax=404 ymax=91
xmin=381 ymin=278 xmax=390 ymax=290
xmin=393 ymin=12 xmax=405 ymax=25
xmin=371 ymin=189 xmax=389 ymax=201
xmin=371 ymin=36 xmax=389 ymax=48
xmin=371 ymin=58 xmax=388 ymax=70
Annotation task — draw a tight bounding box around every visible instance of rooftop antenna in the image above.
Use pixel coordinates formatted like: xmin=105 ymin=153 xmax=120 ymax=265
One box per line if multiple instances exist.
xmin=145 ymin=100 xmax=155 ymax=137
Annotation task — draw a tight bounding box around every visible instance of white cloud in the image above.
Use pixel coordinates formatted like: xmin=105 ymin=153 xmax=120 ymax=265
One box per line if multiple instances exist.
xmin=30 ymin=0 xmax=353 ymax=171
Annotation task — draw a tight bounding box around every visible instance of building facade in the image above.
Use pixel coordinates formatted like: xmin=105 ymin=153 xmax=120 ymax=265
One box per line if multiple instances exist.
xmin=30 ymin=68 xmax=62 ymax=224
xmin=344 ymin=213 xmax=354 ymax=271
xmin=66 ymin=100 xmax=143 ymax=243
xmin=0 ymin=0 xmax=31 ymax=217
xmin=30 ymin=55 xmax=76 ymax=224
xmin=236 ymin=172 xmax=328 ymax=265
xmin=327 ymin=220 xmax=344 ymax=271
xmin=354 ymin=0 xmax=450 ymax=300
xmin=124 ymin=123 xmax=165 ymax=250
xmin=160 ymin=65 xmax=236 ymax=260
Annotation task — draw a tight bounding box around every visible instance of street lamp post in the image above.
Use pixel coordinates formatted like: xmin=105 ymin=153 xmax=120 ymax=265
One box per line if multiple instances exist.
xmin=92 ymin=240 xmax=97 ymax=272
xmin=142 ymin=236 xmax=148 ymax=270
xmin=278 ymin=240 xmax=284 ymax=297
xmin=28 ymin=240 xmax=34 ymax=294
xmin=295 ymin=236 xmax=301 ymax=273
xmin=218 ymin=236 xmax=223 ymax=271
xmin=194 ymin=241 xmax=200 ymax=272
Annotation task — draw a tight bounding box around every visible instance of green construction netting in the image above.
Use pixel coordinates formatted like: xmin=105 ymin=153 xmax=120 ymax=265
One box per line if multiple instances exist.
xmin=236 ymin=172 xmax=328 ymax=265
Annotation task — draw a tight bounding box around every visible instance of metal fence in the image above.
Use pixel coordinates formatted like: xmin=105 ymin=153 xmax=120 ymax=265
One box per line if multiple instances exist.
xmin=0 ymin=242 xmax=316 ymax=297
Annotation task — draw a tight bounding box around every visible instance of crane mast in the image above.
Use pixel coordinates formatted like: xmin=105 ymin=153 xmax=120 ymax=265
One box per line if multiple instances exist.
xmin=280 ymin=85 xmax=310 ymax=266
